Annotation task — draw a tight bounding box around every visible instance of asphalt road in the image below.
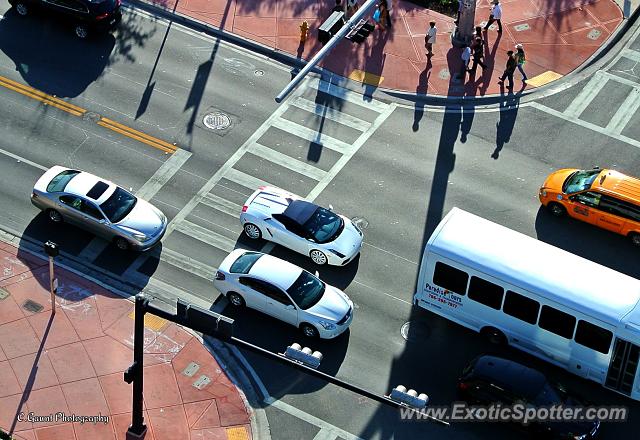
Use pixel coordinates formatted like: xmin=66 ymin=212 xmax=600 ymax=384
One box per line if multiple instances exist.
xmin=1 ymin=3 xmax=640 ymax=440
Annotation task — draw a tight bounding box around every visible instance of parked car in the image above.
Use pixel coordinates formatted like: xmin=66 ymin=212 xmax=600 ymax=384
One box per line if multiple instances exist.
xmin=214 ymin=249 xmax=354 ymax=339
xmin=539 ymin=167 xmax=640 ymax=246
xmin=9 ymin=0 xmax=122 ymax=39
xmin=240 ymin=186 xmax=363 ymax=266
xmin=458 ymin=355 xmax=600 ymax=439
xmin=31 ymin=166 xmax=167 ymax=251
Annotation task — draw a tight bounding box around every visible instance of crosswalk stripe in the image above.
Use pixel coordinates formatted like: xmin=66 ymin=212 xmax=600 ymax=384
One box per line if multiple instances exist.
xmin=271 ymin=118 xmax=352 ymax=155
xmin=564 ymin=71 xmax=608 ymax=119
xmin=599 ymin=70 xmax=640 ymax=89
xmin=225 ymin=168 xmax=272 ymax=191
xmin=250 ymin=142 xmax=327 ymax=181
xmin=621 ymin=48 xmax=640 ymax=63
xmin=201 ymin=193 xmax=242 ymax=217
xmin=158 ymin=247 xmax=217 ymax=281
xmin=290 ymin=96 xmax=372 ymax=132
xmin=606 ymin=87 xmax=640 ymax=134
xmin=174 ymin=220 xmax=236 ymax=253
xmin=306 ymin=77 xmax=389 ymax=113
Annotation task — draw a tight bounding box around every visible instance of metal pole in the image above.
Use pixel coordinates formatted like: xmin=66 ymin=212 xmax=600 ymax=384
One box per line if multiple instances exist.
xmin=452 ymin=0 xmax=476 ymax=47
xmin=48 ymin=256 xmax=55 ymax=315
xmin=127 ymin=294 xmax=147 ymax=437
xmin=275 ymin=0 xmax=377 ymax=103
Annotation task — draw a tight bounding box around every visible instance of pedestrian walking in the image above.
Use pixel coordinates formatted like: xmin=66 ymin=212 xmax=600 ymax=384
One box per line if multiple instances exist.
xmin=373 ymin=3 xmax=385 ymax=31
xmin=460 ymin=44 xmax=471 ymax=79
xmin=347 ymin=0 xmax=359 ymax=18
xmin=383 ymin=0 xmax=393 ymax=28
xmin=515 ymin=43 xmax=527 ymax=82
xmin=498 ymin=50 xmax=517 ymax=89
xmin=425 ymin=21 xmax=437 ymax=57
xmin=475 ymin=25 xmax=483 ymax=40
xmin=483 ymin=0 xmax=503 ymax=33
xmin=468 ymin=37 xmax=487 ymax=74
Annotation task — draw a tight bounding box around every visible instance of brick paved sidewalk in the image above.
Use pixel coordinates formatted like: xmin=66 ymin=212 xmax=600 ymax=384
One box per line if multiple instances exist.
xmin=0 ymin=241 xmax=252 ymax=440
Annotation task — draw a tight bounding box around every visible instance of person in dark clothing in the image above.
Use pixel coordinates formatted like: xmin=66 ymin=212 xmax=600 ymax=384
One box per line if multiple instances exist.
xmin=498 ymin=50 xmax=517 ymax=89
xmin=468 ymin=37 xmax=486 ymax=74
xmin=332 ymin=0 xmax=344 ymax=12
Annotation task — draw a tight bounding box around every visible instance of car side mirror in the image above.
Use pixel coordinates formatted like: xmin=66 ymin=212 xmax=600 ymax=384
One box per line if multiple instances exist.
xmin=286 ymin=304 xmax=295 ymax=310
xmin=328 ymin=204 xmax=334 ymax=211
xmin=315 ymin=270 xmax=320 ymax=277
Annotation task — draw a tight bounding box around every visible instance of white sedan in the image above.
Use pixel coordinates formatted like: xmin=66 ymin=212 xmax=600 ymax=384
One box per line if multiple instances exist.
xmin=214 ymin=249 xmax=354 ymax=339
xmin=240 ymin=186 xmax=363 ymax=266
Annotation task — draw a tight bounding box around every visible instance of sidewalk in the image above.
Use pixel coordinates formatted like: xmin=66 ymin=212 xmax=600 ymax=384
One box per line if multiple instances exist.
xmin=0 ymin=241 xmax=252 ymax=440
xmin=139 ymin=0 xmax=625 ymax=97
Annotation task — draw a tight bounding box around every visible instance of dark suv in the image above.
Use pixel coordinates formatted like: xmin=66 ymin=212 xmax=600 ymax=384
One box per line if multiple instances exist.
xmin=9 ymin=0 xmax=122 ymax=39
xmin=458 ymin=355 xmax=600 ymax=439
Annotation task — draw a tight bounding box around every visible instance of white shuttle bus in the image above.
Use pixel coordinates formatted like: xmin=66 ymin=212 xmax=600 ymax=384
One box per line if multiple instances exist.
xmin=414 ymin=207 xmax=640 ymax=400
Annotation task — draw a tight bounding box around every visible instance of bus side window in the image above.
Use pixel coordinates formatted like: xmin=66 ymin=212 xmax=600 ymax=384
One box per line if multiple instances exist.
xmin=538 ymin=305 xmax=576 ymax=339
xmin=503 ymin=291 xmax=539 ymax=324
xmin=574 ymin=320 xmax=613 ymax=354
xmin=468 ymin=276 xmax=504 ymax=310
xmin=432 ymin=262 xmax=468 ymax=296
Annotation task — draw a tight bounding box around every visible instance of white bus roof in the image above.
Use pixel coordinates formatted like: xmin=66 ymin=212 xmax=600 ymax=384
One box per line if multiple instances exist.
xmin=428 ymin=208 xmax=640 ymax=326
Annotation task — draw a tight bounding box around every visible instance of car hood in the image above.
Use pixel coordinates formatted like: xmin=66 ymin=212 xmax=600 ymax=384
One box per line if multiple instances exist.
xmin=541 ymin=169 xmax=577 ymax=193
xmin=116 ymin=199 xmax=165 ymax=237
xmin=306 ymin=285 xmax=351 ymax=322
xmin=325 ymin=217 xmax=363 ymax=255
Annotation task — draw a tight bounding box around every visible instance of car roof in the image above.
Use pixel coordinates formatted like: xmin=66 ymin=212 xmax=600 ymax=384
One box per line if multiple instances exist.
xmin=469 ymin=356 xmax=546 ymax=398
xmin=283 ymin=200 xmax=318 ymax=226
xmin=64 ymin=171 xmax=116 ymax=205
xmin=248 ymin=253 xmax=303 ymax=289
xmin=592 ymin=169 xmax=640 ymax=204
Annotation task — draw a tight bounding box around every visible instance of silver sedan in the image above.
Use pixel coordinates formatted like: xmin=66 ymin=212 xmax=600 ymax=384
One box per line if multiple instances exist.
xmin=31 ymin=166 xmax=167 ymax=251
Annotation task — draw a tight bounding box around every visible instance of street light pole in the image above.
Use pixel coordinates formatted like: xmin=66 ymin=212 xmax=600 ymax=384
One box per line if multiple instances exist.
xmin=43 ymin=241 xmax=59 ymax=315
xmin=125 ymin=294 xmax=148 ymax=437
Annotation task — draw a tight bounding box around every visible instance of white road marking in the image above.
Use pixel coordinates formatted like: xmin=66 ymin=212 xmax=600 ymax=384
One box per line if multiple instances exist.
xmin=606 ymin=87 xmax=640 ymax=134
xmin=0 ymin=147 xmax=48 ymax=171
xmin=290 ymin=96 xmax=372 ymax=132
xmin=224 ymin=167 xmax=274 ymax=191
xmin=308 ymin=77 xmax=389 ymax=113
xmin=271 ymin=118 xmax=353 ymax=155
xmin=250 ymin=142 xmax=327 ymax=181
xmin=201 ymin=193 xmax=242 ymax=217
xmin=174 ymin=220 xmax=236 ymax=253
xmin=312 ymin=428 xmax=340 ymax=440
xmin=136 ymin=149 xmax=192 ymax=200
xmin=563 ymin=71 xmax=608 ymax=119
xmin=155 ymin=247 xmax=218 ymax=281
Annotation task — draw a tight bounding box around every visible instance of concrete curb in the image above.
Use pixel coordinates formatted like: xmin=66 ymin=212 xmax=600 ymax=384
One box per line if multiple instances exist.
xmin=0 ymin=226 xmax=268 ymax=440
xmin=126 ymin=0 xmax=640 ymax=108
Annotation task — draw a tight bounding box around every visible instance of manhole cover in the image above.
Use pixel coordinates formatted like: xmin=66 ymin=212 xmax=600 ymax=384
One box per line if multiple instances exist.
xmin=23 ymin=299 xmax=44 ymax=313
xmin=401 ymin=321 xmax=431 ymax=342
xmin=203 ymin=112 xmax=231 ymax=130
xmin=587 ymin=29 xmax=602 ymax=40
xmin=351 ymin=216 xmax=369 ymax=230
xmin=438 ymin=69 xmax=450 ymax=80
xmin=514 ymin=23 xmax=530 ymax=32
xmin=254 ymin=69 xmax=264 ymax=76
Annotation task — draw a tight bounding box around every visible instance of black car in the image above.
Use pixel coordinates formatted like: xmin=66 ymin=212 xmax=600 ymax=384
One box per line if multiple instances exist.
xmin=9 ymin=0 xmax=121 ymax=39
xmin=458 ymin=355 xmax=600 ymax=439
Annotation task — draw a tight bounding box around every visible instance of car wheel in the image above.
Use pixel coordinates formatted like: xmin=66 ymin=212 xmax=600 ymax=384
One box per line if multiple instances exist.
xmin=15 ymin=2 xmax=28 ymax=15
xmin=243 ymin=223 xmax=262 ymax=240
xmin=481 ymin=327 xmax=507 ymax=345
xmin=309 ymin=249 xmax=327 ymax=265
xmin=300 ymin=323 xmax=319 ymax=338
xmin=228 ymin=292 xmax=245 ymax=307
xmin=547 ymin=202 xmax=566 ymax=217
xmin=114 ymin=237 xmax=129 ymax=251
xmin=74 ymin=25 xmax=89 ymax=39
xmin=47 ymin=209 xmax=63 ymax=223
xmin=629 ymin=233 xmax=640 ymax=247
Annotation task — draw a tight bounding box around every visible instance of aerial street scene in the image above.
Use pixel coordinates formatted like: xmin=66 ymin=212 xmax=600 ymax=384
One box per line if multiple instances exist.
xmin=1 ymin=0 xmax=640 ymax=439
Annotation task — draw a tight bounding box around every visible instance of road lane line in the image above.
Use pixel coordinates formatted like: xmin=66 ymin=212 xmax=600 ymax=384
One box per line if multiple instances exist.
xmin=250 ymin=142 xmax=327 ymax=181
xmin=271 ymin=117 xmax=352 ymax=155
xmin=0 ymin=147 xmax=48 ymax=171
xmin=312 ymin=428 xmax=339 ymax=440
xmin=174 ymin=220 xmax=236 ymax=254
xmin=136 ymin=149 xmax=192 ymax=199
xmin=0 ymin=75 xmax=87 ymax=116
xmin=201 ymin=194 xmax=242 ymax=217
xmin=97 ymin=119 xmax=177 ymax=154
xmin=290 ymin=96 xmax=371 ymax=132
xmin=307 ymin=102 xmax=396 ymax=201
xmin=224 ymin=168 xmax=274 ymax=191
xmin=606 ymin=87 xmax=640 ymax=134
xmin=563 ymin=71 xmax=608 ymax=119
xmin=307 ymin=76 xmax=389 ymax=113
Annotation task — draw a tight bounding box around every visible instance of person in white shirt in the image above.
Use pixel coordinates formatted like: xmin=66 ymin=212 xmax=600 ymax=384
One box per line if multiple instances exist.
xmin=460 ymin=44 xmax=472 ymax=80
xmin=483 ymin=0 xmax=503 ymax=33
xmin=425 ymin=21 xmax=437 ymax=57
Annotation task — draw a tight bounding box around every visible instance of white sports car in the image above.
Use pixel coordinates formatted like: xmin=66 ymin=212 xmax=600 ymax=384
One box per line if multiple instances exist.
xmin=240 ymin=186 xmax=363 ymax=266
xmin=214 ymin=249 xmax=354 ymax=339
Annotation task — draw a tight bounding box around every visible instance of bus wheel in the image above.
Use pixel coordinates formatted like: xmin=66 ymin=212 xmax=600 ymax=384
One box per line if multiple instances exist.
xmin=547 ymin=202 xmax=566 ymax=217
xmin=481 ymin=327 xmax=507 ymax=346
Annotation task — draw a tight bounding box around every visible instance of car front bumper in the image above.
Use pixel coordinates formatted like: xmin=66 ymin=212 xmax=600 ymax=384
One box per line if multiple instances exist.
xmin=318 ymin=310 xmax=354 ymax=339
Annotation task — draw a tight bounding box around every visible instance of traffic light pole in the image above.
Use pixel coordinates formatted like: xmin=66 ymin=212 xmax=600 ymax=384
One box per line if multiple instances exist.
xmin=275 ymin=0 xmax=377 ymax=103
xmin=452 ymin=0 xmax=477 ymax=47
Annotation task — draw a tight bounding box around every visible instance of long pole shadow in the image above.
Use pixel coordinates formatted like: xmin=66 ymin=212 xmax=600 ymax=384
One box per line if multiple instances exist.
xmin=8 ymin=313 xmax=55 ymax=435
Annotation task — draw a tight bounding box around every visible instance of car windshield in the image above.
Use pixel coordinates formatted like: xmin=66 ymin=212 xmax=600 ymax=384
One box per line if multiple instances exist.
xmin=46 ymin=170 xmax=80 ymax=193
xmin=562 ymin=169 xmax=600 ymax=194
xmin=230 ymin=252 xmax=262 ymax=274
xmin=99 ymin=187 xmax=137 ymax=223
xmin=302 ymin=208 xmax=344 ymax=243
xmin=286 ymin=271 xmax=325 ymax=310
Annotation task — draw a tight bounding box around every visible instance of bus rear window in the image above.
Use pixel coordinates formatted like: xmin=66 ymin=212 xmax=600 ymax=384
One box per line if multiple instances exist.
xmin=432 ymin=262 xmax=468 ymax=296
